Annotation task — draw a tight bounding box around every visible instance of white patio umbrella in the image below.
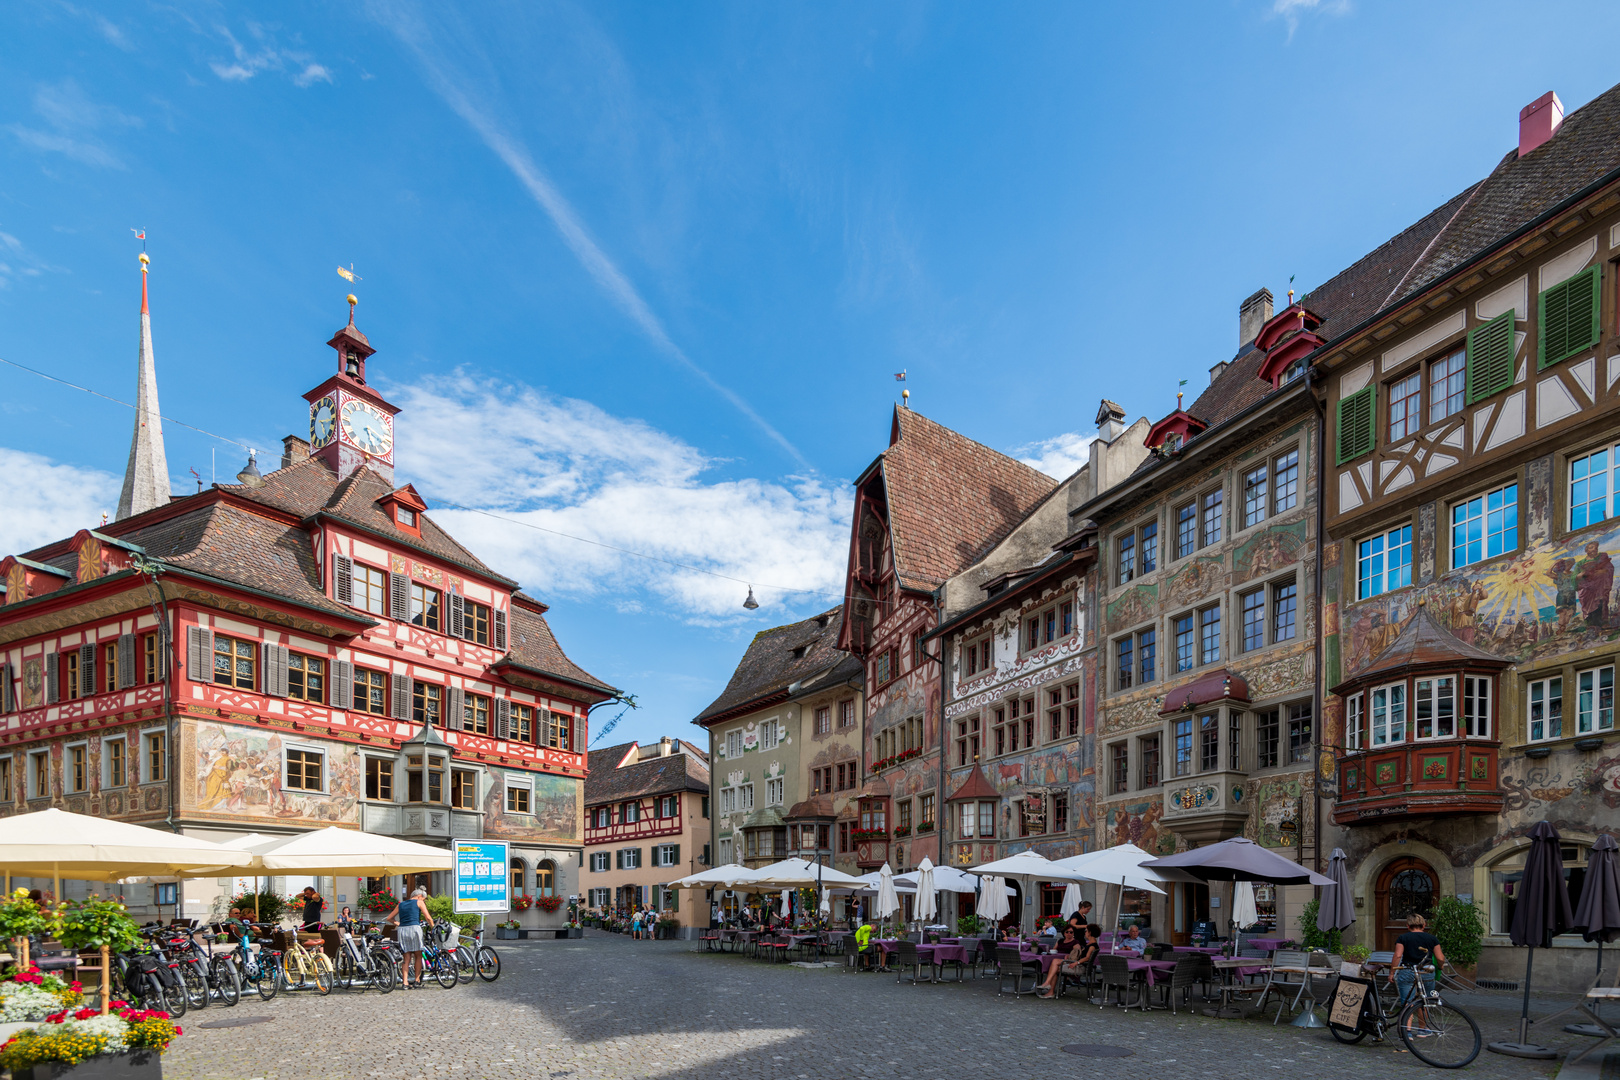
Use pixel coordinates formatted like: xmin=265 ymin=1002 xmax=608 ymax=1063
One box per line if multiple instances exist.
xmin=742 ymin=857 xmax=866 ymax=891
xmin=876 ymin=862 xmax=901 ymax=921
xmin=901 ymin=864 xmax=1011 ymax=895
xmin=976 ymin=875 xmax=1011 ymax=922
xmin=670 ymin=862 xmax=759 ymax=889
xmin=779 ymin=888 xmax=792 ymax=919
xmin=915 ymin=858 xmax=938 ymax=922
xmin=1232 ymin=881 xmax=1259 ymax=931
xmin=1059 ymin=881 xmax=1084 ymax=919
xmin=966 ymin=849 xmax=1086 ymax=932
xmin=0 ymin=807 xmax=253 ymax=896
xmin=851 ymin=870 xmax=912 ymax=894
xmin=239 ymin=826 xmax=454 ymax=877
xmin=1052 ymin=843 xmax=1174 ymax=934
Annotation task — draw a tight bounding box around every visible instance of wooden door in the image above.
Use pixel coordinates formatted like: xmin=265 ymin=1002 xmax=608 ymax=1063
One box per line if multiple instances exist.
xmin=1374 ymin=857 xmax=1437 ymax=953
xmin=1170 ymin=883 xmax=1211 ymax=945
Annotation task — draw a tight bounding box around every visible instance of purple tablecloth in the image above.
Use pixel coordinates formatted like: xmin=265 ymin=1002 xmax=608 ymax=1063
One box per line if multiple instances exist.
xmin=918 ymin=944 xmax=968 ymax=965
xmin=1128 ymin=959 xmax=1179 ymax=986
xmin=1248 ymin=938 xmax=1287 ymax=951
xmin=1175 ymin=946 xmax=1223 ymax=955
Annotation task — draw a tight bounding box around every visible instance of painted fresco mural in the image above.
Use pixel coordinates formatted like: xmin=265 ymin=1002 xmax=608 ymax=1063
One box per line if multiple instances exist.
xmin=1106 ymin=799 xmax=1177 ymax=855
xmin=193 ymin=719 xmax=360 ymax=822
xmin=483 ymin=770 xmax=579 ymax=842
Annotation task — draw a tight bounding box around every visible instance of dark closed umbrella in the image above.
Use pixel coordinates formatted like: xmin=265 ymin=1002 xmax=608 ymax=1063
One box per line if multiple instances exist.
xmin=1317 ymin=848 xmax=1355 ymax=934
xmin=1488 ymin=821 xmax=1571 ymax=1059
xmin=1144 ymin=836 xmax=1334 ymax=885
xmin=1565 ymin=834 xmax=1620 ymax=1036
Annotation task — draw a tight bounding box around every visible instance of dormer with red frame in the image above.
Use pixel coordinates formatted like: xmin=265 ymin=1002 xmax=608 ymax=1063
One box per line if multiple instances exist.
xmin=377 ymin=484 xmax=429 ymax=538
xmin=1253 ymin=303 xmax=1326 ymax=388
xmin=1143 ymin=399 xmax=1209 ymax=454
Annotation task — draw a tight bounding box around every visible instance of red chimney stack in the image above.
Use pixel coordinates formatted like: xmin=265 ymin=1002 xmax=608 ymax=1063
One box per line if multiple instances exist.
xmin=1519 ymin=91 xmax=1564 ymax=158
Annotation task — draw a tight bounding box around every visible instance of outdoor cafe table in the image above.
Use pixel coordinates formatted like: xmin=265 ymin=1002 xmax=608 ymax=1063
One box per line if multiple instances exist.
xmin=1248 ymin=938 xmax=1288 ymax=951
xmin=1207 ymin=956 xmax=1273 ymax=1018
xmin=1174 ymin=945 xmax=1223 ymax=955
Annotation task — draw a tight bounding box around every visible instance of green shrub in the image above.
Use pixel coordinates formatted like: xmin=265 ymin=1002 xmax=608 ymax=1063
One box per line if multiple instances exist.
xmin=1429 ymin=895 xmax=1484 ymax=967
xmin=957 ymin=915 xmax=984 ymax=936
xmin=228 ymin=890 xmax=285 ymax=924
xmin=1297 ymin=898 xmax=1342 ymax=953
xmin=56 ymin=897 xmax=140 ymax=953
xmin=424 ymin=894 xmax=482 ymax=932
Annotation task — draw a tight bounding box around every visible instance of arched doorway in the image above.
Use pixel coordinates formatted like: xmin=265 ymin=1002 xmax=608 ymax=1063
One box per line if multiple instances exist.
xmin=1375 ymin=857 xmax=1438 ymax=953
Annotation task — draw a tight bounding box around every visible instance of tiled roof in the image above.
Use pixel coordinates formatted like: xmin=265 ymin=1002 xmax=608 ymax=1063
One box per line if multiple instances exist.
xmin=217 ymin=457 xmax=508 ymax=584
xmin=1332 ymin=606 xmax=1507 ymax=693
xmin=503 ymin=603 xmax=612 ymax=693
xmin=694 ymin=606 xmax=852 ymax=723
xmin=945 ymin=766 xmax=998 ymax=802
xmin=584 ymin=741 xmax=710 ymax=805
xmin=882 ymin=409 xmax=1058 ymax=591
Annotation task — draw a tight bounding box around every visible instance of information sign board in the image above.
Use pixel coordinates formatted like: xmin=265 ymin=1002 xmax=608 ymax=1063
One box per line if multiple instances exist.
xmin=453 ymin=839 xmax=510 ymax=915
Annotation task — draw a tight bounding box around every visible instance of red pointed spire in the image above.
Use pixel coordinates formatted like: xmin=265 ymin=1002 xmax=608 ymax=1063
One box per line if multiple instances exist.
xmin=139 ymin=252 xmax=150 ymax=314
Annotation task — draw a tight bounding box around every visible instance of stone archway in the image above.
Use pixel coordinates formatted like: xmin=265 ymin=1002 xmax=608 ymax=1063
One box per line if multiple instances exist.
xmin=1374 ymin=856 xmax=1438 ymax=953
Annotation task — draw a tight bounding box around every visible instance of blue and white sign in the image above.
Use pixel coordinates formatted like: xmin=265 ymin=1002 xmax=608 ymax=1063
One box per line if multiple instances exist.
xmin=453 ymin=839 xmax=510 ymax=915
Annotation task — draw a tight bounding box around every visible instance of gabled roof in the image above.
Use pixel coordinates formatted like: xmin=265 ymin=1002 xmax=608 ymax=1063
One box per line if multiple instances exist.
xmin=1332 ymin=605 xmax=1508 ymax=694
xmin=946 ymin=766 xmax=999 ymax=802
xmin=879 ymin=408 xmax=1058 ymax=592
xmin=216 ymin=456 xmax=510 ymax=585
xmin=499 ymin=602 xmax=613 ymax=695
xmin=694 ymin=606 xmax=854 ymax=724
xmin=584 ymin=740 xmax=710 ymax=805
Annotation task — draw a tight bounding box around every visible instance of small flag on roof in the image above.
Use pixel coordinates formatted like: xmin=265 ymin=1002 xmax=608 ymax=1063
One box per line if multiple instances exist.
xmin=337 ymin=264 xmax=362 ymax=283
xmin=1178 ymin=379 xmax=1188 ymax=386
xmin=894 ymin=370 xmax=907 ymax=382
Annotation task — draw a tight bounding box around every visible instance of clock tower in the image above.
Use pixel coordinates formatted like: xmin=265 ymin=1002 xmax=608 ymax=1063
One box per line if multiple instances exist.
xmin=303 ymin=296 xmax=400 ymax=484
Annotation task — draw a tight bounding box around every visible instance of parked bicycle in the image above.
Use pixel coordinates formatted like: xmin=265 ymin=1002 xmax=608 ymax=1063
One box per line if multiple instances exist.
xmin=439 ymin=923 xmax=500 ymax=983
xmin=1330 ymin=965 xmax=1481 ymax=1068
xmin=336 ymin=926 xmax=395 ymax=993
xmin=113 ymin=927 xmax=188 ymax=1018
xmin=170 ymin=925 xmax=240 ymax=1008
xmin=279 ymin=927 xmax=335 ymax=995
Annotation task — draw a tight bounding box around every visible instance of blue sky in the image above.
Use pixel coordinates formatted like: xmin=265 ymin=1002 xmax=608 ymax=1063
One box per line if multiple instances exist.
xmin=4 ymin=0 xmax=1620 ymax=748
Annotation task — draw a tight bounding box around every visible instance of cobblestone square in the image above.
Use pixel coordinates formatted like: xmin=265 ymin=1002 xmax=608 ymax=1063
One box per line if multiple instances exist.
xmin=162 ymin=932 xmax=1598 ymax=1080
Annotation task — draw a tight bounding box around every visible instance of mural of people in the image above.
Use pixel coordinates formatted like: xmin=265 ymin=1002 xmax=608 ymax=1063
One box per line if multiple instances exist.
xmin=1578 ymin=540 xmax=1613 ymax=628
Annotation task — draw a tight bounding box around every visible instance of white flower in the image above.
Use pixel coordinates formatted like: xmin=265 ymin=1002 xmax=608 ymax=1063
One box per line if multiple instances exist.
xmin=57 ymin=1014 xmax=128 ymax=1051
xmin=0 ymin=982 xmax=63 ymax=1022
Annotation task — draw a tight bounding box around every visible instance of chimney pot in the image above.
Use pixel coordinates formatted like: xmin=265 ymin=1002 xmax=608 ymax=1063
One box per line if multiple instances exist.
xmin=660 ymin=736 xmax=674 ymax=757
xmin=281 ymin=435 xmax=311 ymax=470
xmin=1239 ymin=288 xmax=1274 ymax=347
xmin=1209 ymin=360 xmax=1228 ymax=384
xmin=1519 ymin=91 xmax=1564 ymax=158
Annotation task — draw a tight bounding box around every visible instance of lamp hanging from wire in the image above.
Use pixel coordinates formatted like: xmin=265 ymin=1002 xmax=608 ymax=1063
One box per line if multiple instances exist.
xmin=742 ymin=586 xmax=759 ymax=610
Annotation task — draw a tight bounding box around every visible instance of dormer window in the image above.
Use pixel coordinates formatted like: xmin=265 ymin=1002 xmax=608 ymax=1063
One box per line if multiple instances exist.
xmin=1281 ymin=358 xmax=1305 ymax=384
xmin=1165 ymin=432 xmax=1183 ymax=452
xmin=397 ymin=506 xmax=416 ymax=527
xmin=378 ymin=484 xmax=428 ymax=537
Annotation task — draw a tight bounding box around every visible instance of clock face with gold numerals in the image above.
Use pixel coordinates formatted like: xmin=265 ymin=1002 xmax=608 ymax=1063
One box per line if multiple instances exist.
xmin=341 ymin=399 xmax=393 ymax=456
xmin=309 ymin=395 xmax=338 ymax=448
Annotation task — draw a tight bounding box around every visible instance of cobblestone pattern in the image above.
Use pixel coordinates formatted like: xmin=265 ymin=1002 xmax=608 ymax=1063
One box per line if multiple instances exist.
xmin=165 ymin=931 xmax=1583 ymax=1080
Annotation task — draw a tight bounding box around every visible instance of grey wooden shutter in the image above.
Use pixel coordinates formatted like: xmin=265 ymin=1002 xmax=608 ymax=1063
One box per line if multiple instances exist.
xmin=262 ymin=643 xmax=290 ymax=697
xmin=79 ymin=643 xmax=96 ymax=696
xmin=493 ymin=609 xmax=507 ymax=650
xmin=187 ymin=626 xmax=214 ymax=685
xmin=495 ymin=697 xmax=511 ymax=740
xmin=1335 ymin=385 xmax=1376 ymax=465
xmin=1466 ymin=309 xmax=1516 ymax=403
xmin=117 ymin=634 xmax=137 ymax=689
xmin=390 ymin=673 xmax=411 ymax=719
xmin=389 ymin=571 xmax=410 ymax=622
xmin=333 ymin=553 xmax=354 ymax=605
xmin=1 ymin=662 xmax=14 ymax=713
xmin=616 ymin=850 xmax=624 ymax=870
xmin=1540 ymin=264 xmax=1602 ymax=370
xmin=330 ymin=659 xmax=353 ymax=708
xmin=446 ymin=686 xmax=465 ymax=730
xmin=46 ymin=652 xmax=59 ymax=704
xmin=448 ymin=589 xmax=464 ymax=639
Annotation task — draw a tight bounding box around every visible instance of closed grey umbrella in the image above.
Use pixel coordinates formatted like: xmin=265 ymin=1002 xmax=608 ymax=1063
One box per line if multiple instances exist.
xmin=1566 ymin=834 xmax=1620 ymax=1036
xmin=1317 ymin=848 xmax=1355 ymax=935
xmin=1145 ymin=836 xmax=1334 ymax=885
xmin=1488 ymin=821 xmax=1572 ymax=1059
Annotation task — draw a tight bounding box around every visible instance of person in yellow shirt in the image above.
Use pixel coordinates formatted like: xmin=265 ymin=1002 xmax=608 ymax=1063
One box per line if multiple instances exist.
xmin=854 ymin=920 xmax=882 ymax=971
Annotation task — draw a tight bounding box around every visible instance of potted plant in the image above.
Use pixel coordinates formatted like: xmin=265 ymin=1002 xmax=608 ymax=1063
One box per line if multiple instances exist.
xmin=656 ymin=916 xmax=680 ymax=940
xmin=1344 ymin=943 xmax=1371 ymax=972
xmin=0 ymin=998 xmax=181 ymax=1080
xmin=1429 ymin=896 xmax=1485 ymax=979
xmin=511 ymin=895 xmax=534 ymax=914
xmin=536 ymin=895 xmax=563 ymax=914
xmin=2 ymin=968 xmax=84 ymax=1024
xmin=494 ymin=920 xmax=521 ymax=940
xmin=565 ymin=920 xmax=583 ymax=939
xmin=356 ymin=887 xmax=397 ymax=917
xmin=0 ymin=889 xmax=59 ymax=969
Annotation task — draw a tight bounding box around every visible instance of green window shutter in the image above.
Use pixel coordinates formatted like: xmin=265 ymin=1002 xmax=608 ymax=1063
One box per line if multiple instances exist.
xmin=671 ymin=843 xmax=680 ymax=867
xmin=1335 ymin=385 xmax=1376 ymax=465
xmin=1538 ymin=264 xmax=1602 ymax=370
xmin=1466 ymin=309 xmax=1516 ymax=403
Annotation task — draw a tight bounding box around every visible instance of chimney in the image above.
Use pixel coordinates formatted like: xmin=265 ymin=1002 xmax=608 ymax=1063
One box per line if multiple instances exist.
xmin=1239 ymin=288 xmax=1274 ymax=347
xmin=1095 ymin=399 xmax=1126 ymax=442
xmin=1209 ymin=360 xmax=1228 ymax=384
xmin=659 ymin=736 xmax=674 ymax=757
xmin=1519 ymin=91 xmax=1564 ymax=158
xmin=281 ymin=435 xmax=311 ymax=470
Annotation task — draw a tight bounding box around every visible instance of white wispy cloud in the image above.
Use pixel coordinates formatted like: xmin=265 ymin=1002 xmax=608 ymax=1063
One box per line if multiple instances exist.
xmin=1271 ymin=0 xmax=1352 ymax=40
xmin=1013 ymin=431 xmax=1096 ymax=480
xmin=54 ymin=3 xmax=134 ymax=51
xmin=0 ymin=228 xmax=66 ymax=288
xmin=209 ymin=25 xmax=332 ymax=87
xmin=6 ymin=80 xmax=141 ymax=170
xmin=0 ymin=448 xmax=120 ymax=555
xmin=386 ymin=370 xmax=847 ymax=619
xmin=371 ymin=2 xmax=806 ymax=467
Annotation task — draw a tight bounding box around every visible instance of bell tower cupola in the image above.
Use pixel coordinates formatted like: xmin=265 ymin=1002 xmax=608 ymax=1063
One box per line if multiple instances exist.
xmin=302 ymin=294 xmax=400 ymax=484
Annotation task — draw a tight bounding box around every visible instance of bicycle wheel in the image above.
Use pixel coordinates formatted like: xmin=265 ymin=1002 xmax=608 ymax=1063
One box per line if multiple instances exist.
xmin=160 ymin=974 xmax=188 ymax=1019
xmin=452 ymin=945 xmax=475 ymax=984
xmin=475 ymin=946 xmax=501 ymax=982
xmin=336 ymin=950 xmax=356 ymax=990
xmin=181 ymin=963 xmax=210 ymax=1010
xmin=431 ymin=953 xmax=459 ymax=989
xmin=213 ymin=956 xmax=242 ymax=1006
xmin=138 ymin=973 xmax=170 ymax=1014
xmin=251 ymin=957 xmax=280 ymax=1001
xmin=1399 ymin=998 xmax=1481 ymax=1069
xmin=370 ymin=953 xmax=396 ymax=994
xmin=313 ymin=954 xmax=334 ymax=996
xmin=1328 ymin=1023 xmax=1367 ymax=1045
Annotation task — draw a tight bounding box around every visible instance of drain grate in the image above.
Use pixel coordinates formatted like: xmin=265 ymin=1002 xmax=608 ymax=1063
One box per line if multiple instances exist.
xmin=196 ymin=1016 xmax=275 ymax=1029
xmin=1477 ymin=979 xmax=1520 ymax=991
xmin=1061 ymin=1045 xmax=1134 ymax=1058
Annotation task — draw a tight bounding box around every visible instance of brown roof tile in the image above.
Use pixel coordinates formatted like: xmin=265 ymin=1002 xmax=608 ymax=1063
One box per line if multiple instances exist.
xmin=584 ymin=741 xmax=710 ymax=805
xmin=882 ymin=409 xmax=1058 ymax=591
xmin=503 ymin=603 xmax=612 ymax=693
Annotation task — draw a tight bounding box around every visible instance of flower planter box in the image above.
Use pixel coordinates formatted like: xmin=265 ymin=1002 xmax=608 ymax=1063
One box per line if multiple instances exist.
xmin=16 ymin=1050 xmax=161 ymax=1080
xmin=495 ymin=927 xmax=521 ymax=940
xmin=568 ymin=928 xmax=583 ymax=939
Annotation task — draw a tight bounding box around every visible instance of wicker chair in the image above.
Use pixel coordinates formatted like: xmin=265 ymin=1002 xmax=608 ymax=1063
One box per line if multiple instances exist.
xmin=896 ymin=940 xmax=935 ymax=984
xmin=1161 ymin=956 xmax=1201 ymax=1014
xmin=1097 ymin=955 xmax=1147 ymax=1010
xmin=996 ymin=945 xmax=1039 ymax=998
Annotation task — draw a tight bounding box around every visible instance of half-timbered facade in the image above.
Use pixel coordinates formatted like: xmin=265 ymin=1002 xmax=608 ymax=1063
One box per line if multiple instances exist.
xmin=838 ymin=407 xmax=1056 ymax=875
xmin=0 ymin=285 xmax=614 ymax=928
xmin=582 ymin=738 xmax=710 ymax=932
xmin=1313 ymin=86 xmax=1620 ymax=987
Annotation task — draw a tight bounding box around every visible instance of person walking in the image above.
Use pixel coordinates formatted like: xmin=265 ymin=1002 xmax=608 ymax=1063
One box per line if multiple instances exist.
xmin=631 ymin=909 xmax=644 ymax=940
xmin=384 ymin=886 xmax=436 ymax=989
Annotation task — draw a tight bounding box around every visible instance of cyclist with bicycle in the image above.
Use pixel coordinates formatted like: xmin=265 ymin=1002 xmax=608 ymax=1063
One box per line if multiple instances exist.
xmin=1389 ymin=913 xmax=1446 ymax=1005
xmin=382 ymin=886 xmax=436 ymax=989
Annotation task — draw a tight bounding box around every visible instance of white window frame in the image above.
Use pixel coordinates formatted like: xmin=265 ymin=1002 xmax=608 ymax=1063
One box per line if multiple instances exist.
xmin=1272 ymin=447 xmax=1300 ymax=516
xmin=1569 ymin=443 xmax=1619 ymax=531
xmin=719 ymin=786 xmax=736 ymax=814
xmin=1463 ymin=676 xmax=1492 ymax=739
xmin=620 ymin=847 xmax=642 ymax=870
xmin=1412 ymin=676 xmax=1456 ymax=741
xmin=100 ymin=736 xmax=127 ymax=790
xmin=589 ymin=851 xmax=610 ymax=873
xmin=1577 ymin=665 xmax=1615 ymax=736
xmin=1356 ymin=524 xmax=1412 ymax=600
xmin=1527 ymin=675 xmax=1564 ymax=743
xmin=0 ymin=754 xmax=12 ymax=802
xmin=717 ymin=836 xmax=734 ymax=864
xmin=1450 ymin=482 xmax=1518 ymax=569
xmin=621 ymin=800 xmax=639 ymax=823
xmin=658 ymin=795 xmax=677 ymax=817
xmin=283 ymin=741 xmax=328 ymax=794
xmin=140 ymin=726 xmax=167 ymax=784
xmin=28 ymin=750 xmax=48 ymax=800
xmin=758 ymin=719 xmax=780 ymax=751
xmin=64 ymin=741 xmax=88 ymax=794
xmin=766 ymin=777 xmax=784 ymax=806
xmin=505 ymin=775 xmax=533 ymax=815
xmin=1369 ymin=682 xmax=1406 ymax=747
xmin=653 ymin=844 xmax=679 ymax=867
xmin=1346 ymin=693 xmax=1365 ymax=751
xmin=738 ymin=783 xmax=754 ymax=810
xmin=724 ymin=729 xmax=743 ymax=759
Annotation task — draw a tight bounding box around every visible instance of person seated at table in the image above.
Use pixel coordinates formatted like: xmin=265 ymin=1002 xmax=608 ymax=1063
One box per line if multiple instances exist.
xmin=1037 ymin=924 xmax=1100 ymax=998
xmin=1037 ymin=918 xmax=1060 ymax=943
xmin=854 ymin=919 xmax=883 ymax=971
xmin=1112 ymin=923 xmax=1147 ymax=956
xmin=1389 ymin=913 xmax=1446 ymax=1005
xmin=334 ymin=906 xmax=361 ymax=933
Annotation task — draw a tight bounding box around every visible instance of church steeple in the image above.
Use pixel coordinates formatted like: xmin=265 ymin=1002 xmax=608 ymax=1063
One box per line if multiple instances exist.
xmin=116 ymin=252 xmax=171 ymax=521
